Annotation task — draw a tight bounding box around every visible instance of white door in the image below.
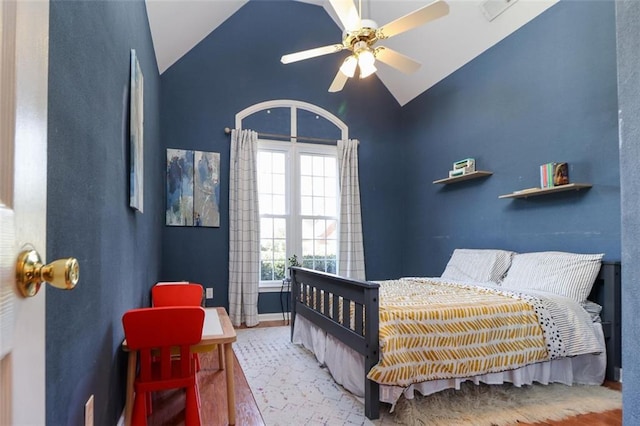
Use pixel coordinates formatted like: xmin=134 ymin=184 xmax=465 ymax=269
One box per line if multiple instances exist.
xmin=0 ymin=1 xmax=49 ymax=424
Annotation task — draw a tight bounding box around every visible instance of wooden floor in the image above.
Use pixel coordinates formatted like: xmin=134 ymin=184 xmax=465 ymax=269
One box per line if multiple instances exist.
xmin=152 ymin=320 xmax=622 ymax=425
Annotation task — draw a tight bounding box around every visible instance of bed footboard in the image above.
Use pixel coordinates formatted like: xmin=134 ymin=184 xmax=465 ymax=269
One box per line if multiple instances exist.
xmin=588 ymin=261 xmax=622 ymax=382
xmin=289 ymin=267 xmax=381 ymax=420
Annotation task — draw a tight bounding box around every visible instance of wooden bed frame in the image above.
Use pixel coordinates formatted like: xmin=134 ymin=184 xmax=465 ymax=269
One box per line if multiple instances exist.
xmin=289 ymin=262 xmax=621 ymax=420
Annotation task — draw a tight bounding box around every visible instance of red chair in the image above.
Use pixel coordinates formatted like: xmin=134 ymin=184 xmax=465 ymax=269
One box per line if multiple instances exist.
xmin=122 ymin=306 xmax=204 ymax=426
xmin=151 ymin=283 xmax=221 ymax=370
xmin=152 ymin=283 xmax=203 ymax=307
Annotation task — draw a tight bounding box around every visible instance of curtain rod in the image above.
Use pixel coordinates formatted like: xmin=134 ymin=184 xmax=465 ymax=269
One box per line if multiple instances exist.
xmin=224 ymin=127 xmax=339 ymax=145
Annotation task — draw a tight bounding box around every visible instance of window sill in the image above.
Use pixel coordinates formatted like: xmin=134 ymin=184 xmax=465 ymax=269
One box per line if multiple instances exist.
xmin=259 ymin=281 xmax=290 ymax=293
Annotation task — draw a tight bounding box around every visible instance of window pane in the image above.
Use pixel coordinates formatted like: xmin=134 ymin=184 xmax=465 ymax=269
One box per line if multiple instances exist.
xmin=313 ymin=176 xmax=324 ymax=195
xmin=258 ymin=151 xmax=286 ymax=216
xmin=272 ymin=195 xmax=286 ymax=215
xmin=274 ymin=239 xmax=286 ymax=257
xmin=274 ymin=261 xmax=286 ymax=280
xmin=273 ymin=152 xmax=286 ymax=173
xmin=300 ymin=155 xmax=312 ymax=174
xmin=325 ymin=177 xmax=336 ymax=197
xmin=261 ymin=218 xmax=273 ymax=238
xmin=314 ymin=240 xmax=326 ymax=257
xmin=325 ymin=158 xmax=336 ymax=177
xmin=300 ymin=176 xmax=312 ymax=195
xmin=273 ymin=174 xmax=286 ymax=195
xmin=325 ymin=239 xmax=337 ymax=257
xmin=325 ymin=197 xmax=336 ymax=216
xmin=274 ymin=218 xmax=286 ymax=238
xmin=259 ymin=195 xmax=273 ymax=215
xmin=312 ymin=156 xmax=324 ymax=174
xmin=302 ymin=219 xmax=314 ymax=239
xmin=258 ymin=149 xmax=289 ymax=281
xmin=301 ymin=196 xmax=312 ymax=215
xmin=261 ymin=239 xmax=274 ymax=253
xmin=258 ymin=152 xmax=272 ymax=173
xmin=302 ymin=240 xmax=313 ymax=257
xmin=313 ymin=196 xmax=325 ymax=216
xmin=261 ymin=261 xmax=273 ymax=280
xmin=325 ymin=219 xmax=337 ymax=240
xmin=258 ymin=175 xmax=271 ymax=193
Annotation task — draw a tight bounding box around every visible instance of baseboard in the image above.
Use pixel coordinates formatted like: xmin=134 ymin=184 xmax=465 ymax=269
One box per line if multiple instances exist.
xmin=259 ymin=312 xmax=290 ymax=322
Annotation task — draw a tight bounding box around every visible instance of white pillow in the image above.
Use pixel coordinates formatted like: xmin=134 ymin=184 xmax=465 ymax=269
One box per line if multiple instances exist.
xmin=582 ymin=300 xmax=603 ymax=322
xmin=501 ymin=251 xmax=604 ymax=303
xmin=441 ymin=249 xmax=516 ymax=283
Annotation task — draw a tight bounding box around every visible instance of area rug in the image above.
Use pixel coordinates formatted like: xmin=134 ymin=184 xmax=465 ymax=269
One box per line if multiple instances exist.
xmin=234 ymin=326 xmax=622 ymax=426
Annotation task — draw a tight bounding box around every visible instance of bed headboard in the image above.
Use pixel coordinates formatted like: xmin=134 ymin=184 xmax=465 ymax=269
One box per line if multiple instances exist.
xmin=588 ymin=261 xmax=621 ymax=381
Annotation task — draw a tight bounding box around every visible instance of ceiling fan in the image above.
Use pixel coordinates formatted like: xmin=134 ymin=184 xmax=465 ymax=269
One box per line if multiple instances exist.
xmin=280 ymin=0 xmax=450 ymax=93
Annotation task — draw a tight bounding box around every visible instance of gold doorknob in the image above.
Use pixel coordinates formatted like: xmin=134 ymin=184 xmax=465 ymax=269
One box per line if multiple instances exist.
xmin=16 ymin=249 xmax=79 ymax=297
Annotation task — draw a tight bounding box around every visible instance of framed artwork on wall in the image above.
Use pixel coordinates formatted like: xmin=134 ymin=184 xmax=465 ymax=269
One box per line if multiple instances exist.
xmin=194 ymin=150 xmax=221 ymax=227
xmin=129 ymin=49 xmax=144 ymax=212
xmin=166 ymin=149 xmax=220 ymax=227
xmin=166 ymin=149 xmax=194 ymax=226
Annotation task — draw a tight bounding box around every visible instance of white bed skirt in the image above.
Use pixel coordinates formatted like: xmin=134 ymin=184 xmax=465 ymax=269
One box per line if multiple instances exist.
xmin=292 ymin=315 xmax=607 ymax=406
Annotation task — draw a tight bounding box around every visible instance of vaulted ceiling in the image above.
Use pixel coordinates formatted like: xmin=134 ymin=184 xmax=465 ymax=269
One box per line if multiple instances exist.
xmin=145 ymin=0 xmax=558 ymax=106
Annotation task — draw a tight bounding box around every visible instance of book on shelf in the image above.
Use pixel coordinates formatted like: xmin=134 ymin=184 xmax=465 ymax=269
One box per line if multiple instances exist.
xmin=540 ymin=162 xmax=569 ymax=188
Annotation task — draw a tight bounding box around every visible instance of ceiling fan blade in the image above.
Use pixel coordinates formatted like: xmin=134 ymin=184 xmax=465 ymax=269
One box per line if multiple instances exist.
xmin=328 ymin=69 xmax=349 ymax=93
xmin=375 ymin=46 xmax=421 ymax=74
xmin=281 ymin=44 xmax=345 ymax=64
xmin=377 ymin=0 xmax=449 ymax=40
xmin=329 ymin=0 xmax=361 ymax=31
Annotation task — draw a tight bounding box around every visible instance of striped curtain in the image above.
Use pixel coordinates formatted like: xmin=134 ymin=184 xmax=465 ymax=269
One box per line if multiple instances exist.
xmin=228 ymin=129 xmax=260 ymax=327
xmin=337 ymin=139 xmax=366 ymax=280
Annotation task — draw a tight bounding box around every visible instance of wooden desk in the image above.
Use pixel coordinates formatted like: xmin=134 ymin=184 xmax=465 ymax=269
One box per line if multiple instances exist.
xmin=122 ymin=307 xmax=237 ymax=425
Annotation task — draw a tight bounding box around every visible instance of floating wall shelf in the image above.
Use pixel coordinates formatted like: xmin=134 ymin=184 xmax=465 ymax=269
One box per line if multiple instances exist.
xmin=498 ymin=183 xmax=592 ymax=199
xmin=433 ymin=171 xmax=493 ymax=185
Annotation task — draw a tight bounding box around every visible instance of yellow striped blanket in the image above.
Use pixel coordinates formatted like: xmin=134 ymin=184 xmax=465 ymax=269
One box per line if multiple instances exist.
xmin=366 ymin=279 xmax=549 ymax=386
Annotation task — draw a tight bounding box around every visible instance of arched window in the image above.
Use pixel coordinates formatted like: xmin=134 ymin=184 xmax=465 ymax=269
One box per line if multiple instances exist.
xmin=236 ymin=100 xmax=348 ymax=290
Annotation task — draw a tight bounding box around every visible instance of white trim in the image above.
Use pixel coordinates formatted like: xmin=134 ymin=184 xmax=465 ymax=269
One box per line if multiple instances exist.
xmin=235 ymin=99 xmax=348 ymax=141
xmin=257 ymin=139 xmax=338 ymax=288
xmin=291 ymin=105 xmax=297 ymax=140
xmin=258 ymin=282 xmax=289 ymax=293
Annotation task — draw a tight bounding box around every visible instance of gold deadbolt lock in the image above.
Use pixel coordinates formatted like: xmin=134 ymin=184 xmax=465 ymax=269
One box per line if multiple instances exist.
xmin=16 ymin=249 xmax=79 ymax=297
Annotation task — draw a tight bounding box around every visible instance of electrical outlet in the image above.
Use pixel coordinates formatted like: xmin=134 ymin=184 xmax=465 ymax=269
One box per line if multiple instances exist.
xmin=206 ymin=288 xmax=213 ymax=299
xmin=85 ymin=394 xmax=94 ymax=426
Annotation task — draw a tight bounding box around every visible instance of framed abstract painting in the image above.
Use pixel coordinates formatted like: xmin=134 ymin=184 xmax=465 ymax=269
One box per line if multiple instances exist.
xmin=166 ymin=149 xmax=220 ymax=227
xmin=194 ymin=150 xmax=220 ymax=227
xmin=166 ymin=149 xmax=194 ymax=226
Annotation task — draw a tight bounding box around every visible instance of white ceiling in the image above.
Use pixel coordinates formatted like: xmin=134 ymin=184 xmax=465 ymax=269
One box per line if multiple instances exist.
xmin=145 ymin=0 xmax=558 ymax=106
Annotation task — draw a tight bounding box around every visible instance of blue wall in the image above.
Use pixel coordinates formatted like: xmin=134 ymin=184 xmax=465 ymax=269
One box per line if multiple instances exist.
xmin=159 ymin=1 xmax=405 ymax=312
xmin=616 ymin=2 xmax=640 ymax=423
xmin=47 ymin=1 xmax=161 ymax=424
xmin=400 ymin=1 xmax=620 ymax=276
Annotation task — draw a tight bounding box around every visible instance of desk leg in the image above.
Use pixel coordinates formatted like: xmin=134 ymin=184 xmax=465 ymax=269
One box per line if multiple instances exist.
xmin=224 ymin=343 xmax=235 ymax=425
xmin=125 ymin=351 xmax=136 ymax=426
xmin=218 ymin=344 xmax=225 ymax=370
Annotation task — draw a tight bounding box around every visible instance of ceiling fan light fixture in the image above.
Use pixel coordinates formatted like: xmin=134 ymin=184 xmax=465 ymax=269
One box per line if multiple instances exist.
xmin=359 ymin=62 xmax=377 ymax=79
xmin=357 ymin=48 xmax=376 ymax=79
xmin=283 ymin=0 xmax=450 ymax=92
xmin=339 ymin=55 xmax=357 ymax=78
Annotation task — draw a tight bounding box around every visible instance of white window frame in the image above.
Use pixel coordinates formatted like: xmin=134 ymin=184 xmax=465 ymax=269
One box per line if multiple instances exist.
xmin=235 ymin=100 xmax=348 ymax=293
xmin=257 ymin=139 xmax=338 ymax=291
